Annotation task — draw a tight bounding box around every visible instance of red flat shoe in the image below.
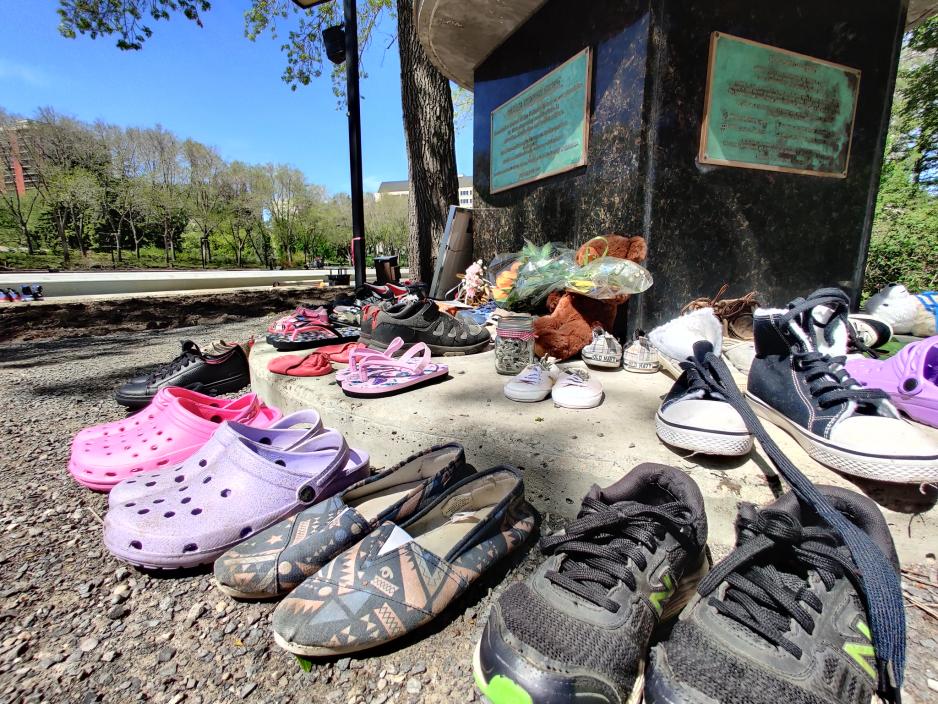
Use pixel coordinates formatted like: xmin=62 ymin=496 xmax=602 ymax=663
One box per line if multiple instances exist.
xmin=316 ymin=341 xmax=366 ymax=364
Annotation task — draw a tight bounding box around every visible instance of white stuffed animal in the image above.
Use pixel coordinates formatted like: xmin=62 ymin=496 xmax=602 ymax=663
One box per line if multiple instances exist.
xmin=865 ymin=284 xmax=937 ymax=336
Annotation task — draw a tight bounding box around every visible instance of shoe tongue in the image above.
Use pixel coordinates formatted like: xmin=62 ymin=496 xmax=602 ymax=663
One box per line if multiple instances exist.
xmin=180 ymin=340 xmax=204 ymax=357
xmin=805 ymin=304 xmax=848 ymax=357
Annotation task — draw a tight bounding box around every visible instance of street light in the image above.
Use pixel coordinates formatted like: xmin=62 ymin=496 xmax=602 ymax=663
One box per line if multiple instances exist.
xmin=292 ymin=0 xmax=367 ymax=290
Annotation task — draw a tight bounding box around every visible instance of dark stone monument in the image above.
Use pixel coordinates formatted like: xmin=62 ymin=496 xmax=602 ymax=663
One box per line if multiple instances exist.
xmin=469 ymin=0 xmax=907 ymax=329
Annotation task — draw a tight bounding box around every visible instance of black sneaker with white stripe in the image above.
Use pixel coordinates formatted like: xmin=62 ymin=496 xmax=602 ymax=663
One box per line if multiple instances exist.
xmin=364 ymin=300 xmax=491 ymax=355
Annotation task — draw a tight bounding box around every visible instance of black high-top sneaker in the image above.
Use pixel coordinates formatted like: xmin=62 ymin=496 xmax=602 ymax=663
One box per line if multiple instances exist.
xmin=645 ymin=486 xmax=901 ymax=704
xmin=473 ymin=463 xmax=709 ymax=704
xmin=746 ymin=288 xmax=938 ymax=483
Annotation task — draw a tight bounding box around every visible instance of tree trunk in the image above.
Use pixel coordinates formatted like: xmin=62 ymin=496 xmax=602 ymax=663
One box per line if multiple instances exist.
xmin=56 ymin=213 xmax=70 ymax=263
xmin=163 ymin=221 xmax=172 ymax=266
xmin=76 ymin=212 xmax=87 ymax=257
xmin=20 ymin=222 xmax=34 ymax=255
xmin=396 ymin=0 xmax=459 ymax=284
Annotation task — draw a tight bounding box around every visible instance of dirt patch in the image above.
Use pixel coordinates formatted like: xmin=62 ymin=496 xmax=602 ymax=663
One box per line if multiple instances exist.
xmin=0 ymin=287 xmax=351 ymax=342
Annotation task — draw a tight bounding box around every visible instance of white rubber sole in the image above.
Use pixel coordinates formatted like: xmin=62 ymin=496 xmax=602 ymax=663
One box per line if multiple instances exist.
xmin=746 ymin=393 xmax=938 ymax=483
xmin=273 ymin=629 xmax=370 ymax=657
xmin=655 ymin=413 xmax=753 ymax=456
xmin=504 ymin=388 xmax=552 ymax=403
xmin=552 ymin=392 xmax=603 ymax=409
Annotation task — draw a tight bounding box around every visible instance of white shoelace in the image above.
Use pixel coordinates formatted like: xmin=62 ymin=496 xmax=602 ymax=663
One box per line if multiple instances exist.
xmin=517 ymin=366 xmax=543 ymax=385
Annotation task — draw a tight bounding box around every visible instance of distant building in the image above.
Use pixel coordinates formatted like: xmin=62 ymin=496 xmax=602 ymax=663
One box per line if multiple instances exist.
xmin=0 ymin=120 xmax=40 ymax=195
xmin=375 ymin=175 xmax=473 ymax=208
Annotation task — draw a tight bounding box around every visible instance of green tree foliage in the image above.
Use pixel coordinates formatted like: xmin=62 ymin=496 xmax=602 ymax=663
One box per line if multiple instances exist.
xmin=57 ymin=0 xmax=211 ymax=50
xmin=0 ymin=106 xmax=407 ymax=270
xmin=865 ymin=19 xmax=938 ymax=296
xmin=900 ymin=18 xmax=938 ymax=186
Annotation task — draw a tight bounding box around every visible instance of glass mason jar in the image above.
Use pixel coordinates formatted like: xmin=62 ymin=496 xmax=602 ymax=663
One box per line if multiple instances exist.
xmin=495 ymin=315 xmax=535 ymax=375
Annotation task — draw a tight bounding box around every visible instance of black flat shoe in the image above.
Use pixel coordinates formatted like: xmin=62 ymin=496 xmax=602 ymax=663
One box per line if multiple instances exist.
xmin=115 ymin=340 xmax=250 ymax=409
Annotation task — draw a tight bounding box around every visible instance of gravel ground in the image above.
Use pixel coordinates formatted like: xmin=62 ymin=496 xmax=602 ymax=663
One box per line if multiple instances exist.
xmin=1 ymin=316 xmax=937 ymax=703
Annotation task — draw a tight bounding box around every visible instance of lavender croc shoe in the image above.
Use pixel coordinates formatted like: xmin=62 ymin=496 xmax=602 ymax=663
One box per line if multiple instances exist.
xmin=108 ymin=409 xmax=325 ymax=507
xmin=847 ymin=335 xmax=938 ymax=429
xmin=103 ymin=429 xmax=370 ymax=569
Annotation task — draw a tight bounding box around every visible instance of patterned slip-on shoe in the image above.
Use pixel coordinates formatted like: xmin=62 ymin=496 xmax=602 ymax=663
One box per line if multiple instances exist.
xmin=272 ymin=466 xmax=535 ymax=656
xmin=214 ymin=443 xmax=469 ymax=600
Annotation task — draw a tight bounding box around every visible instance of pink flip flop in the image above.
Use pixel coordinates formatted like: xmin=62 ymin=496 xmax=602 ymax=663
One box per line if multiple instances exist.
xmin=72 ymin=388 xmax=277 ymax=445
xmin=268 ymin=307 xmax=329 ymax=334
xmin=847 ymin=335 xmax=938 ymax=428
xmin=340 ymin=340 xmax=448 ymax=397
xmin=69 ymin=393 xmax=282 ymax=492
xmin=335 ymin=339 xmax=407 ymax=382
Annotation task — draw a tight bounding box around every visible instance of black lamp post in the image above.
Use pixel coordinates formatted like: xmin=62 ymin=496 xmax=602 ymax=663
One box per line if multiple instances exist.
xmin=292 ymin=0 xmax=367 ymax=289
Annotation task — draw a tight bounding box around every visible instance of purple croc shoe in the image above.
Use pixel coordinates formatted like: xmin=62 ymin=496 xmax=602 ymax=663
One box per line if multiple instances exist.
xmin=108 ymin=409 xmax=326 ymax=507
xmin=104 ymin=422 xmax=369 ymax=570
xmin=847 ymin=335 xmax=938 ymax=429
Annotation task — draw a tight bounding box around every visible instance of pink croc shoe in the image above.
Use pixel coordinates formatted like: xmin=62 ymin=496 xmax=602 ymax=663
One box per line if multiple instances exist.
xmin=847 ymin=336 xmax=938 ymax=429
xmin=69 ymin=393 xmax=282 ymax=492
xmin=72 ymin=388 xmax=278 ymax=445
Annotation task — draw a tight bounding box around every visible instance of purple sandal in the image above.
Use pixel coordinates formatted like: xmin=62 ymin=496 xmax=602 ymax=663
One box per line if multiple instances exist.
xmin=108 ymin=409 xmax=326 ymax=507
xmin=846 ymin=335 xmax=938 ymax=428
xmin=103 ymin=421 xmax=369 ymax=569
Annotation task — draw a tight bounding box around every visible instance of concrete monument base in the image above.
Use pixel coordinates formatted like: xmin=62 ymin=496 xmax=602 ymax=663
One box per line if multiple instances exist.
xmin=250 ymin=341 xmax=938 ymax=564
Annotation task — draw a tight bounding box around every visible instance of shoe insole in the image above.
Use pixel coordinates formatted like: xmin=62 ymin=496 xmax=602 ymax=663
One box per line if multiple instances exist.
xmin=414 ymin=505 xmax=496 ymax=556
xmin=349 ymin=479 xmax=426 ymax=521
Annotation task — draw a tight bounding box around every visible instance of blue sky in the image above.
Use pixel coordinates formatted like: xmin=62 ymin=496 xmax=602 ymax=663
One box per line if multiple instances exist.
xmin=0 ymin=1 xmax=472 ymax=195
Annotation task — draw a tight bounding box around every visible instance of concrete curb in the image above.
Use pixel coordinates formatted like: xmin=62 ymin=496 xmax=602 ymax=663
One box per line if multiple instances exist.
xmin=249 ymin=341 xmax=938 ymax=564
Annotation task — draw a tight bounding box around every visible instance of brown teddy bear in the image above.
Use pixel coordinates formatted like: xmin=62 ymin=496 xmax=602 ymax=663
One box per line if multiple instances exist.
xmin=533 ymin=234 xmax=648 ymax=360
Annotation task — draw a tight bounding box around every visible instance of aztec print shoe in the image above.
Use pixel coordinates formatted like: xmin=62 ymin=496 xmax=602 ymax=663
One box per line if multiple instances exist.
xmin=474 ymin=463 xmax=709 ymax=704
xmin=271 ymin=466 xmax=534 ymax=656
xmin=213 ymin=443 xmax=470 ymax=599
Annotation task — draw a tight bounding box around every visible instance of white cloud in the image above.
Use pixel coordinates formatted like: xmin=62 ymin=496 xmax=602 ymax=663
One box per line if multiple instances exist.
xmin=0 ymin=59 xmax=49 ymax=87
xmin=363 ymin=175 xmax=383 ymax=192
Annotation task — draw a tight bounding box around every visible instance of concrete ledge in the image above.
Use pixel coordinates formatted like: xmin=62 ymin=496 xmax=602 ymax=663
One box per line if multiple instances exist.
xmin=250 ymin=341 xmax=938 ymax=564
xmin=414 ymin=0 xmax=937 ymax=90
xmin=0 ymin=268 xmax=378 ymax=298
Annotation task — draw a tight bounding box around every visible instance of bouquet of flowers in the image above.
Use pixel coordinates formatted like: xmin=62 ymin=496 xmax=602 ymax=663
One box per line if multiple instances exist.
xmin=488 ymin=239 xmax=653 ymax=311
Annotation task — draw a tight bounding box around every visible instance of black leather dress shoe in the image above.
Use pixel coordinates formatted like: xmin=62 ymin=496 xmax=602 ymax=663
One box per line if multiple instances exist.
xmin=115 ymin=340 xmax=250 ymax=409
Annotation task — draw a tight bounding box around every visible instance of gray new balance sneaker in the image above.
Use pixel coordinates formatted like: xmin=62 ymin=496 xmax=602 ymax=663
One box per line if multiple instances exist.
xmin=474 ymin=463 xmax=709 ymax=704
xmin=646 ymin=486 xmax=901 ymax=704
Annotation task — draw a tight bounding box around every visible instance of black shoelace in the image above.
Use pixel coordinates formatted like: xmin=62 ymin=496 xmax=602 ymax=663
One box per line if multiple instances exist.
xmin=698 ymin=509 xmax=865 ymax=659
xmin=791 ymin=349 xmax=888 ymax=410
xmin=691 ymin=346 xmax=906 ymax=702
xmin=147 ymin=341 xmax=204 ymax=382
xmin=540 ymin=498 xmax=692 ymax=613
xmin=680 ymin=357 xmax=725 ymax=398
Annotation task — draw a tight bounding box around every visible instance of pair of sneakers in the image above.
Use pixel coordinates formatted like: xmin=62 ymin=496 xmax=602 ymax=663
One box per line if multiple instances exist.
xmin=504 ymin=361 xmax=604 ymax=409
xmin=476 ymin=427 xmax=907 ymax=704
xmin=656 ymin=288 xmax=938 ymax=483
